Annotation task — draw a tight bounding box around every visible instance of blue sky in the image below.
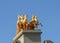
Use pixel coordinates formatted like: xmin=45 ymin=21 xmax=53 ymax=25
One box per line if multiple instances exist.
xmin=0 ymin=0 xmax=60 ymax=43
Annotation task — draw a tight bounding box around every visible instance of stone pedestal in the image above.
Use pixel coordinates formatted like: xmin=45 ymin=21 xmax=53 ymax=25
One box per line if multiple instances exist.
xmin=12 ymin=29 xmax=42 ymax=43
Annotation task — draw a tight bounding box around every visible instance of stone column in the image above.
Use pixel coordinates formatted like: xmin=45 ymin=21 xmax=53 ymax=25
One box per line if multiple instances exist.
xmin=12 ymin=29 xmax=42 ymax=43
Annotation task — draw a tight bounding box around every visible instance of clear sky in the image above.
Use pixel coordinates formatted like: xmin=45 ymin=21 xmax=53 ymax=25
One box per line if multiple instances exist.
xmin=0 ymin=0 xmax=60 ymax=43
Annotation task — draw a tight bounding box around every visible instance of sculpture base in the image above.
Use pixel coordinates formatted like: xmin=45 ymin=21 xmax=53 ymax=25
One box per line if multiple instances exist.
xmin=12 ymin=29 xmax=42 ymax=43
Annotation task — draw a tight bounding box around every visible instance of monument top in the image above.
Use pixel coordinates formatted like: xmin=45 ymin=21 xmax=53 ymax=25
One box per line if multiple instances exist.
xmin=16 ymin=14 xmax=42 ymax=35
